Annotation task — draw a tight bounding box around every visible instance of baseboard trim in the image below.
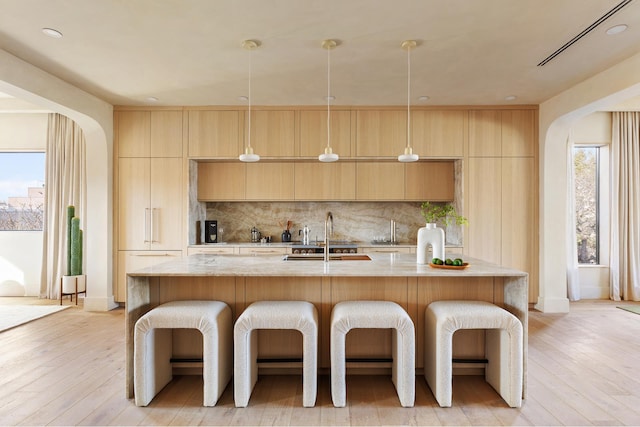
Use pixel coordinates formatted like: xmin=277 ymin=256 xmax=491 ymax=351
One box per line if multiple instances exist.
xmin=534 ymin=296 xmax=570 ymax=313
xmin=84 ymin=296 xmax=119 ymax=312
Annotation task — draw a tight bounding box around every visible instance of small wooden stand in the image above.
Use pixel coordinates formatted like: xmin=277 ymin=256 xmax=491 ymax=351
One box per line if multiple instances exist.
xmin=60 ymin=275 xmax=86 ymax=305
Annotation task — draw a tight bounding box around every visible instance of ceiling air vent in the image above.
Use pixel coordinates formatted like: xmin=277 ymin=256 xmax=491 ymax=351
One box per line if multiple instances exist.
xmin=537 ymin=0 xmax=633 ymax=66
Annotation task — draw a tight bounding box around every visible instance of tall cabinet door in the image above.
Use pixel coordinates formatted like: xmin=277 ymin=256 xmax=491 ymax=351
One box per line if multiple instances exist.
xmin=465 ymin=158 xmax=502 ymax=265
xmin=502 ymin=158 xmax=536 ymax=290
xmin=118 ymin=158 xmax=151 ymax=250
xmin=150 ymin=158 xmax=183 ymax=250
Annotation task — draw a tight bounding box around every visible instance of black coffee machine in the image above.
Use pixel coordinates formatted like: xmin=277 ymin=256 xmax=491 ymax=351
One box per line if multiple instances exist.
xmin=204 ymin=220 xmax=218 ymax=243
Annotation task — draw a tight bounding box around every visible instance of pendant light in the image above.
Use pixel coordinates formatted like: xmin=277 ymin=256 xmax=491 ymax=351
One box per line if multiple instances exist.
xmin=239 ymin=39 xmax=260 ymax=162
xmin=319 ymin=39 xmax=339 ymax=162
xmin=398 ymin=40 xmax=419 ymax=162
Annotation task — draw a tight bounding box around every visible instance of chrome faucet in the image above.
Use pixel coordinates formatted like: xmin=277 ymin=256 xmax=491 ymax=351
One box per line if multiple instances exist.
xmin=324 ymin=211 xmax=333 ymax=262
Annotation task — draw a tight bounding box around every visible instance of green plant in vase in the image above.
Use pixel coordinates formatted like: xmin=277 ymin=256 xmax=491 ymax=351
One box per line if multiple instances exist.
xmin=417 ymin=202 xmax=467 ymax=265
xmin=420 ymin=201 xmax=467 ymax=226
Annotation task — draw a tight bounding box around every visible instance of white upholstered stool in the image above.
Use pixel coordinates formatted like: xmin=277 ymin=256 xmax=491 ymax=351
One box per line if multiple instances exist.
xmin=330 ymin=301 xmax=415 ymax=408
xmin=134 ymin=300 xmax=232 ymax=407
xmin=234 ymin=301 xmax=318 ymax=407
xmin=424 ymin=300 xmax=523 ymax=408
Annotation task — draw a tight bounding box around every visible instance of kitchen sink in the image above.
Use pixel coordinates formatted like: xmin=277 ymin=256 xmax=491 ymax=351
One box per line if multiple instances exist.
xmin=283 ymin=254 xmax=371 ymax=261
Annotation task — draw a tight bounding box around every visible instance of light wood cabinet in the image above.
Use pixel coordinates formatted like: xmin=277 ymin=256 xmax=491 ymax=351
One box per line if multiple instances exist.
xmin=116 ymin=250 xmax=181 ymax=302
xmin=248 ymin=110 xmax=296 ymax=157
xmin=294 ymin=162 xmax=356 ymax=200
xmin=187 ymin=246 xmax=238 ymax=255
xmin=468 ymin=110 xmax=502 ymax=157
xmin=466 ymin=156 xmax=538 ymax=302
xmin=356 ymin=110 xmax=406 ymax=157
xmin=501 ymin=110 xmax=536 ymax=157
xmin=299 ymin=110 xmax=352 ymax=157
xmin=188 ymin=110 xmax=242 ymax=158
xmin=238 ymin=247 xmax=290 ymax=256
xmin=501 ymin=157 xmax=537 ymax=297
xmin=411 ymin=110 xmax=465 ymax=158
xmin=469 ymin=109 xmax=536 ymax=158
xmin=405 ymin=161 xmax=455 ymax=201
xmin=356 ymin=162 xmax=405 ymax=200
xmin=246 ymin=162 xmax=295 ymax=200
xmin=465 ymin=157 xmax=502 ymax=265
xmin=359 ymin=246 xmax=412 ymax=254
xmin=117 ymin=110 xmax=183 ymax=158
xmin=197 ymin=162 xmax=246 ymax=200
xmin=118 ymin=157 xmax=184 ymax=250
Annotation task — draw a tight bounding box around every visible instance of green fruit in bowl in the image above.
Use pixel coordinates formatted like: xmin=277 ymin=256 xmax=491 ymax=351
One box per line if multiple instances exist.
xmin=431 ymin=258 xmax=443 ymax=265
xmin=445 ymin=258 xmax=453 ymax=265
xmin=453 ymin=259 xmax=462 ymax=266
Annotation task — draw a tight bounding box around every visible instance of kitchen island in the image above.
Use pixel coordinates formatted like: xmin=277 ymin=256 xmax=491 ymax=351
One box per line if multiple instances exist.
xmin=125 ymin=253 xmax=528 ymax=399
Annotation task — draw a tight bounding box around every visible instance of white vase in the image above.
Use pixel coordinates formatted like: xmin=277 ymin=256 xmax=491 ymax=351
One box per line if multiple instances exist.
xmin=416 ymin=223 xmax=445 ymax=264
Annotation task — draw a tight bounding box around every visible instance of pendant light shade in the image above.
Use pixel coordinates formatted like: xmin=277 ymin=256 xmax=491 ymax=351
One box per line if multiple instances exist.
xmin=398 ymin=40 xmax=419 ymax=163
xmin=319 ymin=39 xmax=339 ymax=162
xmin=239 ymin=39 xmax=260 ymax=162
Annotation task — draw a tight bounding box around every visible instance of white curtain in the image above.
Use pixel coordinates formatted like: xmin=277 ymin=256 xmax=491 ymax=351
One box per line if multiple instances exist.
xmin=566 ymin=132 xmax=581 ymax=301
xmin=40 ymin=114 xmax=86 ymax=299
xmin=610 ymin=112 xmax=640 ymax=301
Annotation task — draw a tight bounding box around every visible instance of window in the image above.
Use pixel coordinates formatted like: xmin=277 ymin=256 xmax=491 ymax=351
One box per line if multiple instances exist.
xmin=574 ymin=146 xmax=605 ymax=264
xmin=0 ymin=152 xmax=45 ymax=231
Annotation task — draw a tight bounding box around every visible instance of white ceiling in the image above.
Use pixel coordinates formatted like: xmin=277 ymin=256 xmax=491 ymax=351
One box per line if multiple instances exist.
xmin=1 ymin=0 xmax=640 ymax=109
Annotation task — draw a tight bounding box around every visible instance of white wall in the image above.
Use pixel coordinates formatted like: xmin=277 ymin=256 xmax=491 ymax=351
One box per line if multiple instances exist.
xmin=0 ymin=114 xmax=48 ymax=148
xmin=0 ymin=232 xmax=42 ymax=296
xmin=0 ymin=113 xmax=47 ymax=296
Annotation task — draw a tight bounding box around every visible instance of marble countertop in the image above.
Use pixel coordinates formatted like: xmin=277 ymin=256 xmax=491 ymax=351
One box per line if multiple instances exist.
xmin=129 ymin=252 xmax=526 ymax=278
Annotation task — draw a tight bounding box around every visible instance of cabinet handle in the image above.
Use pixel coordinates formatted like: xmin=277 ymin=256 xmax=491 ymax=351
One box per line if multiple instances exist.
xmin=143 ymin=208 xmax=151 ymax=243
xmin=151 ymin=208 xmax=158 ymax=243
xmin=132 ymin=253 xmax=178 ymax=257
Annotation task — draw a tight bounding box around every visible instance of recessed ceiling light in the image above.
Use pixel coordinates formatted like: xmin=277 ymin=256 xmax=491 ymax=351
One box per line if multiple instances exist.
xmin=42 ymin=28 xmax=63 ymax=38
xmin=238 ymin=96 xmax=248 ymax=102
xmin=418 ymin=96 xmax=430 ymax=102
xmin=324 ymin=95 xmax=335 ymax=101
xmin=146 ymin=96 xmax=159 ymax=102
xmin=505 ymin=95 xmax=517 ymax=101
xmin=606 ymin=24 xmax=628 ymax=35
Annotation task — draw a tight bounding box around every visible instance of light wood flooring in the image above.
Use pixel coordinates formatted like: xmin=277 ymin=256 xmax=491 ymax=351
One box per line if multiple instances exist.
xmin=1 ymin=298 xmax=640 ymax=426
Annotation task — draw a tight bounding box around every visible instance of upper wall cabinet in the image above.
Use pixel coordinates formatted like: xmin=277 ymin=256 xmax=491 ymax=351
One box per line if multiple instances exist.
xmin=188 ymin=110 xmax=242 ymax=158
xmin=411 ymin=110 xmax=465 ymax=158
xmin=468 ymin=109 xmax=536 ymax=157
xmin=249 ymin=110 xmax=296 ymax=157
xmin=197 ymin=162 xmax=245 ymax=201
xmin=246 ymin=162 xmax=295 ymax=200
xmin=501 ymin=110 xmax=536 ymax=157
xmin=468 ymin=110 xmax=502 ymax=157
xmin=299 ymin=110 xmax=352 ymax=157
xmin=117 ymin=110 xmax=183 ymax=158
xmin=356 ymin=162 xmax=405 ymax=200
xmin=294 ymin=162 xmax=356 ymax=200
xmin=405 ymin=161 xmax=455 ymax=201
xmin=356 ymin=110 xmax=406 ymax=157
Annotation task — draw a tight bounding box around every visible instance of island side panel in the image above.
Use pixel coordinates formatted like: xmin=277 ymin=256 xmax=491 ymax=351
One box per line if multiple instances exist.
xmin=125 ymin=275 xmax=159 ymax=399
xmin=503 ymin=274 xmax=529 ymax=398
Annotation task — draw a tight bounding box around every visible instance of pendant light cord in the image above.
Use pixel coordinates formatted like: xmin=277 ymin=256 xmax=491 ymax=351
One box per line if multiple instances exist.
xmin=406 ymin=44 xmax=411 ymax=150
xmin=248 ymin=49 xmax=252 ymax=150
xmin=326 ymin=44 xmax=331 ymax=150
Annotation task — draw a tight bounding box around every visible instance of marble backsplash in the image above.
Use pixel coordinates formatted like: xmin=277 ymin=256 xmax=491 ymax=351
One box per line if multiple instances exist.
xmin=200 ymin=201 xmax=463 ymax=245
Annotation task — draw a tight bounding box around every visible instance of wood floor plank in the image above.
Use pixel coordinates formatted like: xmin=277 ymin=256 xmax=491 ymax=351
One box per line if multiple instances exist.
xmin=1 ymin=299 xmax=640 ymax=426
